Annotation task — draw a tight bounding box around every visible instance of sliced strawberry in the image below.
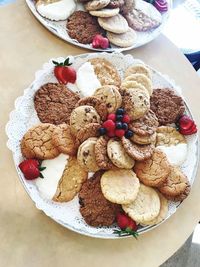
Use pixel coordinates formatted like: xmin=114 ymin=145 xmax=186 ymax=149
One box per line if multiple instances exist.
xmin=19 ymin=159 xmax=39 ymax=173
xmin=178 ymin=115 xmax=194 ymax=130
xmin=180 ymin=123 xmax=197 ymax=135
xmin=62 ymin=67 xmax=76 ymax=84
xmin=54 ymin=66 xmax=68 ymax=84
xmin=53 ymin=58 xmax=76 ymax=84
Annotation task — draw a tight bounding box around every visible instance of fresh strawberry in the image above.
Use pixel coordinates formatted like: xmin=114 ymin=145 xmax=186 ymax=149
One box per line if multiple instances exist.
xmin=92 ymin=34 xmax=109 ymax=49
xmin=19 ymin=159 xmax=39 ymax=173
xmin=102 ymin=120 xmax=116 ymax=131
xmin=179 ymin=123 xmax=197 ymax=135
xmin=176 ymin=115 xmax=197 ymax=135
xmin=113 ymin=212 xmax=138 ymax=238
xmin=18 ymin=159 xmax=46 ymax=180
xmin=53 ymin=58 xmax=76 ymax=85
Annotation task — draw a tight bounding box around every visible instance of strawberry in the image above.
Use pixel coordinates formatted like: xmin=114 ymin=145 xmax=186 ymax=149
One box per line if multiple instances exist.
xmin=176 ymin=115 xmax=197 ymax=135
xmin=92 ymin=34 xmax=109 ymax=49
xmin=113 ymin=212 xmax=138 ymax=238
xmin=53 ymin=58 xmax=76 ymax=85
xmin=19 ymin=159 xmax=39 ymax=173
xmin=179 ymin=123 xmax=197 ymax=135
xmin=18 ymin=159 xmax=46 ymax=180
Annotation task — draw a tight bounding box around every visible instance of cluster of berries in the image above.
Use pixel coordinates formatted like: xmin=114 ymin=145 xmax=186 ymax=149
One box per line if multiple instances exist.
xmin=99 ymin=108 xmax=134 ymax=138
xmin=19 ymin=159 xmax=45 ymax=180
xmin=176 ymin=115 xmax=197 ymax=135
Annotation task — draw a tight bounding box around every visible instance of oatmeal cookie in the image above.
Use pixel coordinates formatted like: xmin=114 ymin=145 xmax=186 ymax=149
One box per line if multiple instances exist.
xmin=75 ymin=123 xmax=101 ymax=147
xmin=150 ymin=88 xmax=185 ymax=125
xmin=79 ymin=171 xmax=120 ymax=227
xmin=67 ymin=11 xmax=105 ymax=44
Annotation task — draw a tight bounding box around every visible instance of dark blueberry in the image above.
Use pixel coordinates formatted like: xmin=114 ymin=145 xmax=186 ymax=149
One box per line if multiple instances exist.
xmin=99 ymin=127 xmax=107 ymax=135
xmin=116 ymin=108 xmax=125 ymax=115
xmin=125 ymin=130 xmax=134 ymax=139
xmin=116 ymin=122 xmax=123 ymax=129
xmin=122 ymin=123 xmax=128 ymax=131
xmin=116 ymin=114 xmax=123 ymax=121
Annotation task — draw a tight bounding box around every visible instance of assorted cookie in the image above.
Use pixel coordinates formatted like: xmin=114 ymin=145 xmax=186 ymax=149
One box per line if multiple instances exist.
xmin=18 ymin=56 xmax=196 ymax=237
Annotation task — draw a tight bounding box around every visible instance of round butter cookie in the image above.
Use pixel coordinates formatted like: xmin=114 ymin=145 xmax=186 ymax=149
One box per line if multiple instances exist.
xmin=134 ymin=148 xmax=170 ymax=187
xmin=85 ymin=0 xmax=110 ymax=11
xmin=107 ymin=27 xmax=137 ymax=48
xmin=121 ymin=80 xmax=150 ymax=97
xmin=98 ymin=14 xmax=129 ymax=33
xmin=90 ymin=8 xmax=120 ymax=17
xmin=125 ymin=64 xmax=151 ymax=79
xmin=70 ymin=105 xmax=101 ymax=135
xmin=107 ymin=139 xmax=135 ymax=169
xmin=122 ymin=184 xmax=160 ymax=224
xmin=77 ymin=137 xmax=100 ymax=172
xmin=132 ymin=132 xmax=156 ymax=145
xmin=101 ymin=169 xmax=140 ymax=204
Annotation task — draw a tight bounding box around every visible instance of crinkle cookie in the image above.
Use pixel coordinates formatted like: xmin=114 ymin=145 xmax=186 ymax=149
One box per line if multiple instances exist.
xmin=75 ymin=123 xmax=101 ymax=147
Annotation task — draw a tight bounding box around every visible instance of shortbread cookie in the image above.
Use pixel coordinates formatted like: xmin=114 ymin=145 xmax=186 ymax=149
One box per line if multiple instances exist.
xmin=90 ymin=8 xmax=120 ymax=17
xmin=156 ymin=126 xmax=186 ymax=146
xmin=125 ymin=64 xmax=151 ymax=79
xmin=67 ymin=11 xmax=105 ymax=44
xmin=77 ymin=137 xmax=100 ymax=172
xmin=122 ymin=184 xmax=160 ymax=224
xmin=129 ymin=110 xmax=159 ymax=136
xmin=132 ymin=132 xmax=156 ymax=145
xmin=95 ymin=136 xmax=115 ymax=170
xmin=70 ymin=105 xmax=101 ymax=135
xmin=34 ymin=83 xmax=80 ymax=125
xmin=52 ymin=124 xmax=77 ymax=156
xmin=170 ymin=182 xmax=191 ymax=202
xmin=79 ymin=171 xmax=120 ymax=227
xmin=77 ymin=96 xmax=108 ymax=121
xmin=134 ymin=148 xmax=170 ymax=187
xmin=75 ymin=123 xmax=101 ymax=146
xmin=121 ymin=80 xmax=150 ymax=97
xmin=142 ymin=192 xmax=168 ymax=226
xmin=98 ymin=14 xmax=129 ymax=33
xmin=94 ymin=85 xmax=122 ymax=113
xmin=107 ymin=139 xmax=135 ymax=169
xmin=85 ymin=0 xmax=110 ymax=11
xmin=21 ymin=123 xmax=60 ymax=159
xmin=53 ymin=157 xmax=88 ymax=202
xmin=89 ymin=58 xmax=121 ymax=87
xmin=122 ymin=88 xmax=150 ymax=120
xmin=150 ymin=89 xmax=185 ymax=125
xmin=124 ymin=73 xmax=153 ymax=96
xmin=158 ymin=165 xmax=189 ymax=198
xmin=122 ymin=137 xmax=154 ymax=161
xmin=101 ymin=169 xmax=140 ymax=204
xmin=107 ymin=27 xmax=137 ymax=48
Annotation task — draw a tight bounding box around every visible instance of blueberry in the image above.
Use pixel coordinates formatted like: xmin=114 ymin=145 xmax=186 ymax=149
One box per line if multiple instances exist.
xmin=116 ymin=114 xmax=123 ymax=121
xmin=125 ymin=130 xmax=134 ymax=139
xmin=116 ymin=108 xmax=125 ymax=115
xmin=122 ymin=123 xmax=128 ymax=130
xmin=116 ymin=122 xmax=123 ymax=129
xmin=99 ymin=127 xmax=107 ymax=135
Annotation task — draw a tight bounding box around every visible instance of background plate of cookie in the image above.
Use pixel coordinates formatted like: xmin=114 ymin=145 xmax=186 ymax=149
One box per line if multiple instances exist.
xmin=26 ymin=0 xmax=171 ymax=51
xmin=6 ymin=52 xmax=199 ymax=239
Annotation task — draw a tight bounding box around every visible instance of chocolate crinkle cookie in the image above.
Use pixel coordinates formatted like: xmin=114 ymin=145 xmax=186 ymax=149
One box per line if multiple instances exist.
xmin=67 ymin=11 xmax=105 ymax=44
xmin=150 ymin=88 xmax=185 ymax=125
xmin=79 ymin=171 xmax=120 ymax=227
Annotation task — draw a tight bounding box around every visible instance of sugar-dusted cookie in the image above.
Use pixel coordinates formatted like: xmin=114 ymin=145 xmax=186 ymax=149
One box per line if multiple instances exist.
xmin=129 ymin=110 xmax=159 ymax=136
xmin=134 ymin=148 xmax=170 ymax=187
xmin=21 ymin=123 xmax=60 ymax=160
xmin=94 ymin=85 xmax=122 ymax=113
xmin=101 ymin=169 xmax=140 ymax=204
xmin=158 ymin=165 xmax=189 ymax=199
xmin=122 ymin=137 xmax=154 ymax=161
xmin=107 ymin=27 xmax=137 ymax=48
xmin=77 ymin=137 xmax=100 ymax=172
xmin=142 ymin=192 xmax=168 ymax=225
xmin=121 ymin=80 xmax=150 ymax=97
xmin=75 ymin=123 xmax=101 ymax=147
xmin=85 ymin=0 xmax=110 ymax=11
xmin=122 ymin=88 xmax=150 ymax=120
xmin=150 ymin=89 xmax=185 ymax=125
xmin=98 ymin=14 xmax=129 ymax=33
xmin=90 ymin=8 xmax=120 ymax=17
xmin=77 ymin=96 xmax=108 ymax=121
xmin=53 ymin=157 xmax=88 ymax=202
xmin=122 ymin=184 xmax=160 ymax=224
xmin=89 ymin=58 xmax=121 ymax=87
xmin=79 ymin=171 xmax=120 ymax=227
xmin=124 ymin=73 xmax=153 ymax=96
xmin=125 ymin=64 xmax=151 ymax=79
xmin=70 ymin=105 xmax=101 ymax=135
xmin=95 ymin=136 xmax=115 ymax=170
xmin=34 ymin=83 xmax=80 ymax=125
xmin=107 ymin=139 xmax=135 ymax=169
xmin=132 ymin=132 xmax=156 ymax=145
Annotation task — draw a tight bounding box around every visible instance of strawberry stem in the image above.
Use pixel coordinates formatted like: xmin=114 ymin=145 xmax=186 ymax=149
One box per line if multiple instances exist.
xmin=113 ymin=229 xmax=139 ymax=239
xmin=52 ymin=58 xmax=72 ymax=67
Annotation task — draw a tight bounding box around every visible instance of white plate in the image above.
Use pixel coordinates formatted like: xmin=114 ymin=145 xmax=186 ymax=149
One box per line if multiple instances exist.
xmin=6 ymin=52 xmax=199 ymax=239
xmin=26 ymin=0 xmax=171 ymax=52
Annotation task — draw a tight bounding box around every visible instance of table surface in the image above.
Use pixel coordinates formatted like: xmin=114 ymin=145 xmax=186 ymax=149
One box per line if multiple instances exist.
xmin=0 ymin=1 xmax=200 ymax=267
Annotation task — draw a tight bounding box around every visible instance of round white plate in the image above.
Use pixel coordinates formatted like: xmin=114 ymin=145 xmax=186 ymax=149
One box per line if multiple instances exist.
xmin=26 ymin=0 xmax=171 ymax=52
xmin=6 ymin=52 xmax=199 ymax=239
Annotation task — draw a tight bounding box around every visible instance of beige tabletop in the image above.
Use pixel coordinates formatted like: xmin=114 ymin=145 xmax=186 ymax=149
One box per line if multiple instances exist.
xmin=0 ymin=1 xmax=200 ymax=267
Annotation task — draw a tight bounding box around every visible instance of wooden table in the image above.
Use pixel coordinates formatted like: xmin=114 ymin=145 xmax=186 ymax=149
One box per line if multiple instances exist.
xmin=0 ymin=1 xmax=200 ymax=266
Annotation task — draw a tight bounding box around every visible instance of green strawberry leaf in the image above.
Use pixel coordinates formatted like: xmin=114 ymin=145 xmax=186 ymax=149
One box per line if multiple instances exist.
xmin=39 ymin=173 xmax=44 ymax=179
xmin=39 ymin=166 xmax=46 ymax=171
